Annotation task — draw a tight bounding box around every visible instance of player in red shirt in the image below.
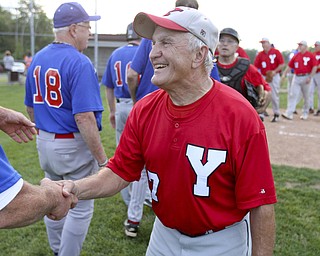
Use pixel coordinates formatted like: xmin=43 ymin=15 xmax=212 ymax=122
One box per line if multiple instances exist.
xmin=254 ymin=38 xmax=285 ymax=122
xmin=58 ymin=7 xmax=277 ymax=256
xmin=281 ymin=41 xmax=318 ymax=120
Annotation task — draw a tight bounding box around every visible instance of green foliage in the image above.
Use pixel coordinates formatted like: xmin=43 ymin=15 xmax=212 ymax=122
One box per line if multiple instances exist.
xmin=0 ymin=7 xmax=15 ymax=55
xmin=245 ymin=48 xmax=258 ymax=63
xmin=0 ymin=0 xmax=53 ymax=59
xmin=0 ymin=83 xmax=319 ymax=255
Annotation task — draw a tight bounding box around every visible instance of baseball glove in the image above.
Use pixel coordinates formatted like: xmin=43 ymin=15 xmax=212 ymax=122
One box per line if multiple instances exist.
xmin=244 ymin=80 xmax=259 ymax=108
xmin=265 ymin=70 xmax=274 ymax=83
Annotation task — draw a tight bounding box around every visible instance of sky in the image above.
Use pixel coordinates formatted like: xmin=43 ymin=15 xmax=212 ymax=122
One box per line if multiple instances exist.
xmin=1 ymin=0 xmax=318 ymax=52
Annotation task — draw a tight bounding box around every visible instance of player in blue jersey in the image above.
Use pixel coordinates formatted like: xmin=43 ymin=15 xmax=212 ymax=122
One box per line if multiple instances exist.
xmin=0 ymin=106 xmax=76 ymax=228
xmin=24 ymin=3 xmax=107 ymax=256
xmin=101 ymin=23 xmax=141 ymax=207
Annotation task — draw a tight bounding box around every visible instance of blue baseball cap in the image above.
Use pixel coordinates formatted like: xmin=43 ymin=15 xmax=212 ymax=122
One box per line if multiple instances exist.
xmin=53 ymin=2 xmax=101 ymax=28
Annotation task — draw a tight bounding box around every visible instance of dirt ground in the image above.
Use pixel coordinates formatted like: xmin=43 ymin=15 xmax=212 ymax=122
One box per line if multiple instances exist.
xmin=263 ymin=108 xmax=320 ymax=170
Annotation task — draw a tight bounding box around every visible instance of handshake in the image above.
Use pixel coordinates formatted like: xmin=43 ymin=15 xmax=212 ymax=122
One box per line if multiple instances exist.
xmin=41 ymin=178 xmax=79 ymax=221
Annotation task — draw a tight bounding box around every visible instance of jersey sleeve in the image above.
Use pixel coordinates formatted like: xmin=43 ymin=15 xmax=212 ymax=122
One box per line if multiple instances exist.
xmin=311 ymin=54 xmax=318 ymax=67
xmin=235 ymin=129 xmax=277 ymax=209
xmin=0 ymin=146 xmax=23 ymax=210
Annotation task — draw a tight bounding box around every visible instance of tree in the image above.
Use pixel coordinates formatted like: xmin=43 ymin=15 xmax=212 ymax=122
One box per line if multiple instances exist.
xmin=0 ymin=7 xmax=15 ymax=56
xmin=0 ymin=0 xmax=53 ymax=60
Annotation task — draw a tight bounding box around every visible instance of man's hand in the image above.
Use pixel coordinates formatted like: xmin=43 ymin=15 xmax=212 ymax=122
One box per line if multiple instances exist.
xmin=258 ymin=90 xmax=266 ymax=106
xmin=256 ymin=91 xmax=271 ymax=114
xmin=0 ymin=107 xmax=37 ymax=143
xmin=40 ymin=178 xmax=78 ymax=220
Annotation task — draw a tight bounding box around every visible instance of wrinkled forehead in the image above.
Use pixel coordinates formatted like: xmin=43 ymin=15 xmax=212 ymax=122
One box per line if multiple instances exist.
xmin=152 ymin=26 xmax=190 ymax=40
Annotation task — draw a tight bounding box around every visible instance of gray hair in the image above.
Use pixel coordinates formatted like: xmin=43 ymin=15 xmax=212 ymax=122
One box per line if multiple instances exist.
xmin=187 ymin=33 xmax=214 ymax=75
xmin=53 ymin=26 xmax=69 ymax=34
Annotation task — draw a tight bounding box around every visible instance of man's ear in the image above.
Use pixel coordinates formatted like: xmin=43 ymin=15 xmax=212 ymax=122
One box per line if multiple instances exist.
xmin=69 ymin=24 xmax=77 ymax=38
xmin=192 ymin=45 xmax=208 ymax=68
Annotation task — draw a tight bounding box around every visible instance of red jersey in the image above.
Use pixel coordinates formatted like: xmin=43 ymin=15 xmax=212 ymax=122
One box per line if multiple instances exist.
xmin=288 ymin=51 xmax=317 ymax=75
xmin=313 ymin=51 xmax=320 ymax=73
xmin=254 ymin=48 xmax=284 ymax=76
xmin=107 ymin=80 xmax=277 ymax=236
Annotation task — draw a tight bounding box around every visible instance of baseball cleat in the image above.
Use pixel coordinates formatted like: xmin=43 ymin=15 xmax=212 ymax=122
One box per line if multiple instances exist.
xmin=281 ymin=112 xmax=293 ymax=120
xmin=124 ymin=219 xmax=139 ymax=238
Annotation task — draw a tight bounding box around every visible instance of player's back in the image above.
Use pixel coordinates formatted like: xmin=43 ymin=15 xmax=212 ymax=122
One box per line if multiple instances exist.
xmin=25 ymin=43 xmax=103 ymax=133
xmin=102 ymin=44 xmax=139 ymax=99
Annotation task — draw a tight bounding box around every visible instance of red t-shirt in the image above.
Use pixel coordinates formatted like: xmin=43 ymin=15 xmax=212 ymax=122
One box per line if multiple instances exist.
xmin=288 ymin=51 xmax=317 ymax=74
xmin=313 ymin=51 xmax=320 ymax=73
xmin=254 ymin=48 xmax=284 ymax=75
xmin=107 ymin=80 xmax=277 ymax=236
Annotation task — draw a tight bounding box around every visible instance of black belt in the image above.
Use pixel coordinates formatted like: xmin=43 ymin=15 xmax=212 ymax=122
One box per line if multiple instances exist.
xmin=296 ymin=73 xmax=309 ymax=77
xmin=116 ymin=98 xmax=120 ymax=103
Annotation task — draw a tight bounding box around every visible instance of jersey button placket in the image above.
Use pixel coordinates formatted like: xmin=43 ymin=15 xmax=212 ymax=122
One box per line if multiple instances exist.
xmin=173 ymin=122 xmax=180 ymax=144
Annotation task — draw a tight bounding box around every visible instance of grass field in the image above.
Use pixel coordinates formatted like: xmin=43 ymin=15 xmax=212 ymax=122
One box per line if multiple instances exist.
xmin=0 ymin=77 xmax=320 ymax=255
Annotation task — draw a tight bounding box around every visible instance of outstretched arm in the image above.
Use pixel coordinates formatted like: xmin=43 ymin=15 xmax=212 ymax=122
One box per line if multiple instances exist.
xmin=0 ymin=106 xmax=36 ymax=143
xmin=60 ymin=167 xmax=129 ymax=201
xmin=0 ymin=178 xmax=77 ymax=229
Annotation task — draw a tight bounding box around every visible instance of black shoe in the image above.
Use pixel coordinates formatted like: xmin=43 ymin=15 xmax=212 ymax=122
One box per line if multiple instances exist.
xmin=309 ymin=108 xmax=314 ymax=114
xmin=271 ymin=114 xmax=279 ymax=122
xmin=314 ymin=110 xmax=320 ymax=116
xmin=124 ymin=219 xmax=139 ymax=238
xmin=293 ymin=110 xmax=298 ymax=115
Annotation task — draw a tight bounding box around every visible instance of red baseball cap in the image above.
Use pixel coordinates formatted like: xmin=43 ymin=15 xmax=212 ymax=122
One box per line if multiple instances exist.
xmin=133 ymin=7 xmax=218 ymax=53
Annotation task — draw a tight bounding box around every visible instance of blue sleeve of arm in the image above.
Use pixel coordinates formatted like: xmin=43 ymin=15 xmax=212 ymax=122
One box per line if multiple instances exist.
xmin=211 ymin=64 xmax=220 ymax=81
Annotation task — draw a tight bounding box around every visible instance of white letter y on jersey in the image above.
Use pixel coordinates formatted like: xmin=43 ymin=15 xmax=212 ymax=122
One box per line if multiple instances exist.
xmin=186 ymin=144 xmax=227 ymax=197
